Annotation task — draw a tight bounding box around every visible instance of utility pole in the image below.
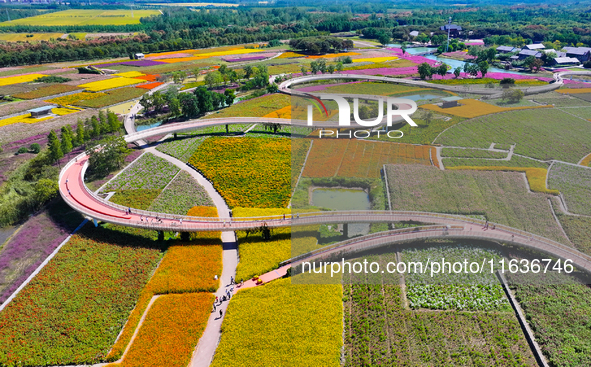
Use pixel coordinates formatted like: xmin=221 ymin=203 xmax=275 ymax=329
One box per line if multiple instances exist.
xmin=445 ymin=16 xmax=452 ymax=53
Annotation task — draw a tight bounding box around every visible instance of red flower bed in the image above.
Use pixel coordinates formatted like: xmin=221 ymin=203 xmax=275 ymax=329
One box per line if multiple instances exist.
xmin=136 ymin=82 xmax=164 ymax=90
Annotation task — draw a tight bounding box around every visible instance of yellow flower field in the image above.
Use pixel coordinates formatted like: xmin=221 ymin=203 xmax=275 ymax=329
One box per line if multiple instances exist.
xmin=233 ymin=208 xmax=292 ymax=281
xmin=557 ymin=88 xmax=591 ymax=94
xmin=447 ymin=166 xmax=559 ymax=194
xmin=352 ymin=56 xmax=398 ymax=63
xmin=47 ymin=92 xmax=105 ymax=106
xmin=307 ymin=52 xmax=360 ymax=59
xmin=277 ymin=51 xmax=307 ymax=58
xmin=157 ymin=48 xmax=267 ymax=63
xmin=580 ymin=153 xmax=591 ymax=167
xmin=79 ymin=77 xmax=144 ymax=92
xmin=0 ymin=107 xmax=78 ymax=127
xmin=262 ymin=105 xmax=291 ymax=119
xmin=113 ymin=293 xmax=213 ymax=367
xmin=421 ymin=98 xmax=552 ymax=118
xmin=0 ymin=73 xmax=47 ymax=87
xmin=211 ymin=278 xmax=343 ymax=367
xmin=113 ymin=71 xmax=145 ymax=78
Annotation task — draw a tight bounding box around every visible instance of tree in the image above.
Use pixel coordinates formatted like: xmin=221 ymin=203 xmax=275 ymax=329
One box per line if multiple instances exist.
xmin=224 ymin=89 xmax=236 ymax=106
xmin=478 ymin=60 xmax=489 ymax=78
xmin=169 ymin=98 xmax=181 ymax=117
xmin=531 ymin=58 xmax=544 ymax=72
xmin=107 ymin=110 xmax=121 ymax=132
xmin=86 ymin=136 xmax=130 ymax=178
xmin=243 ymin=65 xmax=253 ymax=79
xmin=151 ymin=91 xmax=166 ymax=112
xmin=300 ymin=65 xmax=308 ymax=75
xmin=205 ymin=71 xmax=223 ymax=88
xmin=401 ymin=43 xmax=407 ymax=55
xmin=417 ymin=62 xmax=433 ymax=80
xmin=139 ymin=94 xmax=153 ymax=113
xmin=500 ymin=78 xmax=516 ymax=87
xmin=453 ymin=66 xmax=462 ymax=78
xmin=47 ymin=130 xmax=63 ymax=162
xmin=179 ymin=93 xmax=200 ymax=118
xmin=75 ymin=118 xmax=86 ymax=145
xmin=267 ymin=83 xmax=278 ymax=94
xmin=194 ymin=87 xmax=213 ymax=113
xmin=502 ymin=88 xmax=524 ymax=103
xmin=336 ymin=62 xmax=343 ymax=72
xmin=437 ymin=63 xmax=448 ymax=77
xmin=172 ymin=71 xmax=187 ymax=84
xmin=60 ymin=125 xmax=73 ymax=154
xmin=34 ymin=178 xmax=58 ymax=205
xmin=310 ymin=60 xmax=320 ymax=74
xmin=327 ymin=64 xmax=335 ymax=74
xmin=377 ymin=32 xmax=391 ymax=46
xmin=90 ymin=115 xmax=100 ymax=138
xmin=467 ymin=63 xmax=480 ymax=77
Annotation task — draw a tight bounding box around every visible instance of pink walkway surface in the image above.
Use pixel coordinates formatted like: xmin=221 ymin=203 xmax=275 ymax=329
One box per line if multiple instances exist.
xmin=236 ymin=265 xmax=291 ymax=291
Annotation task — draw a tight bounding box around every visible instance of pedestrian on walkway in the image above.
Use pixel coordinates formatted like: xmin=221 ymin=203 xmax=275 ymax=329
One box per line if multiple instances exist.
xmin=219 ymin=310 xmax=223 ymax=318
xmin=213 ymin=303 xmax=216 ymax=312
xmin=230 ymin=276 xmax=234 ymax=285
xmin=215 ymin=296 xmax=219 ymax=303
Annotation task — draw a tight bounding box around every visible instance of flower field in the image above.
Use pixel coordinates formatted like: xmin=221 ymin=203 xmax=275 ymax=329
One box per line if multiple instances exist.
xmin=402 ymin=246 xmax=510 ymax=311
xmin=581 ymin=153 xmax=591 ymax=167
xmin=303 ymin=139 xmax=434 ymax=178
xmin=148 ymin=171 xmax=213 ymax=215
xmin=233 ymin=207 xmax=292 ymax=281
xmin=74 ymin=87 xmax=146 ymax=108
xmin=188 ymin=137 xmax=292 ymax=208
xmin=208 ymin=93 xmax=290 ymax=119
xmin=79 ymin=77 xmax=144 ymax=92
xmin=555 ymin=212 xmax=591 ymax=255
xmin=0 ymin=225 xmax=162 ymax=366
xmin=343 ymin=259 xmax=535 ymax=367
xmin=351 ymin=56 xmax=398 ymax=63
xmin=0 ymin=73 xmax=47 ymax=86
xmin=307 ymin=52 xmax=360 ymax=59
xmin=0 ymin=9 xmax=160 ymax=26
xmin=114 ymin=71 xmax=145 ymax=78
xmin=447 ymin=166 xmax=559 ymax=195
xmin=13 ymin=84 xmax=81 ymax=99
xmin=548 ymin=162 xmax=591 ymax=215
xmin=114 ymin=293 xmax=213 ymax=367
xmin=0 ymin=107 xmax=78 ymax=128
xmin=110 ymin=189 xmax=162 ymax=210
xmin=434 ymin=108 xmax=591 ymax=163
xmin=186 ymin=206 xmax=220 ymax=240
xmin=47 ymin=91 xmax=105 ymax=105
xmin=211 ymin=278 xmax=343 ymax=367
xmin=508 ymin=272 xmax=591 ymax=367
xmin=320 ymin=81 xmax=432 ymax=96
xmin=385 ymin=164 xmax=567 ymax=242
xmin=136 ymin=81 xmax=164 ymax=90
xmin=155 ymin=135 xmax=207 ymax=162
xmin=442 ymin=155 xmax=548 ymax=169
xmin=421 ymin=98 xmax=551 ymax=118
xmin=441 ymin=147 xmax=508 ymax=159
xmin=147 ymin=243 xmax=222 ymax=294
xmin=104 ymin=152 xmax=180 ymax=191
xmin=262 ymin=105 xmax=291 ymax=119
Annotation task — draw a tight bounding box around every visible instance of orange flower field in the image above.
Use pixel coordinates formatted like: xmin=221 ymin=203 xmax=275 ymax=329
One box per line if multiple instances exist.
xmin=303 ymin=139 xmax=435 ymax=178
xmin=116 ymin=293 xmax=213 ymax=367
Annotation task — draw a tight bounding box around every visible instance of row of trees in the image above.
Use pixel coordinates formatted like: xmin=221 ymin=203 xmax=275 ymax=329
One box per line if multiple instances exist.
xmin=289 ymin=37 xmax=354 ymax=54
xmin=47 ymin=110 xmax=121 ymax=163
xmin=139 ymin=85 xmax=237 ymax=120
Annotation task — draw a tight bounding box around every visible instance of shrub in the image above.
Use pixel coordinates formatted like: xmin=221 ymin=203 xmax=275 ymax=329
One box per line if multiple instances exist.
xmin=34 ymin=75 xmax=72 ymax=83
xmin=17 ymin=146 xmax=27 ymax=154
xmin=29 ymin=143 xmax=40 ymax=153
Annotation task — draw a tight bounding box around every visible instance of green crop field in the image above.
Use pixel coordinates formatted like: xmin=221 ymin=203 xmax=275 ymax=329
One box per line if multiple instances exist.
xmin=434 ymin=108 xmax=591 ymax=163
xmin=385 ymin=164 xmax=567 ymax=242
xmin=0 ymin=10 xmax=161 ymax=27
xmin=0 ymin=33 xmax=66 ymax=42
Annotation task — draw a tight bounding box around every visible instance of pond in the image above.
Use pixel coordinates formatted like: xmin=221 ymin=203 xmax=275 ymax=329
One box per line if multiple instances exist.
xmin=312 ymin=188 xmax=370 ymax=237
xmin=387 ymin=43 xmax=532 ymax=76
xmin=403 ymin=94 xmax=444 ymax=101
xmin=136 ymin=120 xmax=163 ymax=132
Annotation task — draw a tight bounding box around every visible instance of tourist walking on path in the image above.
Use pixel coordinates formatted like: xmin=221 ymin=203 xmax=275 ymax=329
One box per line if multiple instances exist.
xmin=219 ymin=310 xmax=223 ymax=318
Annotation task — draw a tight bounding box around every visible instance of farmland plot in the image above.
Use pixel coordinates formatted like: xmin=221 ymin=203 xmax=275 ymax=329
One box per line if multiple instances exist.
xmin=385 ymin=165 xmax=567 ymax=242
xmin=148 ymin=171 xmax=213 ymax=215
xmin=104 ymin=152 xmax=179 ymax=191
xmin=434 ymin=108 xmax=591 ymax=163
xmin=343 ymin=253 xmax=536 ymax=367
xmin=548 ymin=162 xmax=591 ymax=216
